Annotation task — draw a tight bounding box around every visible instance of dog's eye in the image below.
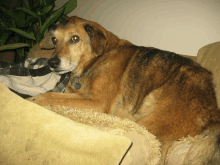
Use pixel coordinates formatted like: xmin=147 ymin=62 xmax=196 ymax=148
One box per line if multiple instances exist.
xmin=70 ymin=36 xmax=80 ymax=43
xmin=52 ymin=37 xmax=57 ymax=45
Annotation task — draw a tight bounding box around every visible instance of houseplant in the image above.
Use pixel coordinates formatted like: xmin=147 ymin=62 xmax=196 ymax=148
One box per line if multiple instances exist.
xmin=0 ymin=0 xmax=77 ymax=62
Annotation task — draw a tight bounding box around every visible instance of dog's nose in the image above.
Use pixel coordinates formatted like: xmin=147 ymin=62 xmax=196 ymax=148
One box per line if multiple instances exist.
xmin=48 ymin=57 xmax=61 ymax=68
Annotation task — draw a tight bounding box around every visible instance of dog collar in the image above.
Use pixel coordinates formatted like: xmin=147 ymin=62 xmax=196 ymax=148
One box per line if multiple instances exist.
xmin=71 ymin=69 xmax=90 ymax=90
xmin=72 ymin=78 xmax=81 ymax=90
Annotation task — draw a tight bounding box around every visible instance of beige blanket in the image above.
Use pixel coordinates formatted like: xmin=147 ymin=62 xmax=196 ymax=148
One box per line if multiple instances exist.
xmin=0 ymin=82 xmax=161 ymax=165
xmin=0 ymin=82 xmax=131 ymax=165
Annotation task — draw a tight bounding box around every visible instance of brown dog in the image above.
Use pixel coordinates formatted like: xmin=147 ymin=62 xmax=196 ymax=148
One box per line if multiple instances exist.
xmin=27 ymin=16 xmax=220 ymax=163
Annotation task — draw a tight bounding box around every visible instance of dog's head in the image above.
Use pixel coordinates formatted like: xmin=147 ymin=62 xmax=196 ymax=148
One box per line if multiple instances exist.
xmin=39 ymin=16 xmax=118 ymax=75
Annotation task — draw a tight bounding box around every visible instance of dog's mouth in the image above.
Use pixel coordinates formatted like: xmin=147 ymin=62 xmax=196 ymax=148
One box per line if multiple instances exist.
xmin=48 ymin=57 xmax=77 ymax=74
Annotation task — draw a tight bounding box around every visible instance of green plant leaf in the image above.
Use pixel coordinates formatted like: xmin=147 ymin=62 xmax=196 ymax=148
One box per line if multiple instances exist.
xmin=59 ymin=15 xmax=69 ymax=23
xmin=17 ymin=7 xmax=38 ymax=18
xmin=32 ymin=0 xmax=41 ymax=9
xmin=44 ymin=0 xmax=56 ymax=5
xmin=62 ymin=0 xmax=77 ymax=15
xmin=14 ymin=0 xmax=22 ymax=9
xmin=0 ymin=0 xmax=7 ymax=6
xmin=50 ymin=0 xmax=56 ymax=5
xmin=0 ymin=19 xmax=8 ymax=30
xmin=0 ymin=43 xmax=30 ymax=51
xmin=9 ymin=28 xmax=36 ymax=40
xmin=17 ymin=47 xmax=25 ymax=57
xmin=19 ymin=0 xmax=27 ymax=8
xmin=35 ymin=31 xmax=44 ymax=43
xmin=0 ymin=31 xmax=12 ymax=46
xmin=1 ymin=5 xmax=25 ymax=27
xmin=28 ymin=0 xmax=33 ymax=8
xmin=38 ymin=3 xmax=54 ymax=16
xmin=42 ymin=0 xmax=46 ymax=6
xmin=40 ymin=7 xmax=65 ymax=34
xmin=11 ymin=20 xmax=16 ymax=28
xmin=15 ymin=10 xmax=27 ymax=27
xmin=13 ymin=33 xmax=20 ymax=43
xmin=23 ymin=15 xmax=38 ymax=27
xmin=0 ymin=6 xmax=19 ymax=22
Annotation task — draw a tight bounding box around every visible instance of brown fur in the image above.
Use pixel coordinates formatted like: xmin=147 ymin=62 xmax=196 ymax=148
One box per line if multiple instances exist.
xmin=27 ymin=16 xmax=220 ymax=163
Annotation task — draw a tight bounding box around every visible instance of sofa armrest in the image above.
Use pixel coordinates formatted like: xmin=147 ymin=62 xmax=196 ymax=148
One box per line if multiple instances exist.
xmin=197 ymin=41 xmax=220 ymax=107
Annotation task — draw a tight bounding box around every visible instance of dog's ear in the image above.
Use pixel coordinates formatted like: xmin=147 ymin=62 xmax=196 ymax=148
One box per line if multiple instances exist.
xmin=84 ymin=24 xmax=107 ymax=56
xmin=38 ymin=26 xmax=57 ymax=49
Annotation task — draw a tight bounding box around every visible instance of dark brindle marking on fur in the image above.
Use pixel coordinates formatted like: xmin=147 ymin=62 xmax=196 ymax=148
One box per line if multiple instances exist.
xmin=27 ymin=16 xmax=220 ymax=164
xmin=123 ymin=48 xmax=197 ymax=115
xmin=61 ymin=19 xmax=70 ymax=28
xmin=84 ymin=24 xmax=107 ymax=56
xmin=84 ymin=24 xmax=94 ymax=39
xmin=49 ymin=25 xmax=57 ymax=32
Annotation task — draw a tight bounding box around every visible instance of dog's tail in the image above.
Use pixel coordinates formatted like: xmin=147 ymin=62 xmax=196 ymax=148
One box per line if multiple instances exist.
xmin=166 ymin=129 xmax=220 ymax=165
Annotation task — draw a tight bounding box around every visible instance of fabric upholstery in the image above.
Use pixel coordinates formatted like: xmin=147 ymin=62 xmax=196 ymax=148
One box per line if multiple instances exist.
xmin=0 ymin=82 xmax=132 ymax=165
xmin=197 ymin=41 xmax=220 ymax=107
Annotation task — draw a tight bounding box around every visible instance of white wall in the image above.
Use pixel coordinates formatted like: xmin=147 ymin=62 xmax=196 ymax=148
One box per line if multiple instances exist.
xmin=56 ymin=0 xmax=220 ymax=56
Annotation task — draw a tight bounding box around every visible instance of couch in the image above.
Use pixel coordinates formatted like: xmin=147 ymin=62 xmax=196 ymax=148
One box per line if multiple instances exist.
xmin=0 ymin=41 xmax=220 ymax=164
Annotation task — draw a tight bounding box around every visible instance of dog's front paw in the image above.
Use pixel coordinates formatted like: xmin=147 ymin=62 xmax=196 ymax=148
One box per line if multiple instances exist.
xmin=26 ymin=93 xmax=49 ymax=104
xmin=26 ymin=96 xmax=37 ymax=102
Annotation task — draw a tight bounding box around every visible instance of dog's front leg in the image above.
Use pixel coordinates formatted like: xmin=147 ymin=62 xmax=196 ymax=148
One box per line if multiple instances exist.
xmin=26 ymin=92 xmax=83 ymax=103
xmin=26 ymin=92 xmax=104 ymax=112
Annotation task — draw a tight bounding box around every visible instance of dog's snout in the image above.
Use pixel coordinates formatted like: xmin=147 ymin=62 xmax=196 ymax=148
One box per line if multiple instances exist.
xmin=48 ymin=57 xmax=61 ymax=69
